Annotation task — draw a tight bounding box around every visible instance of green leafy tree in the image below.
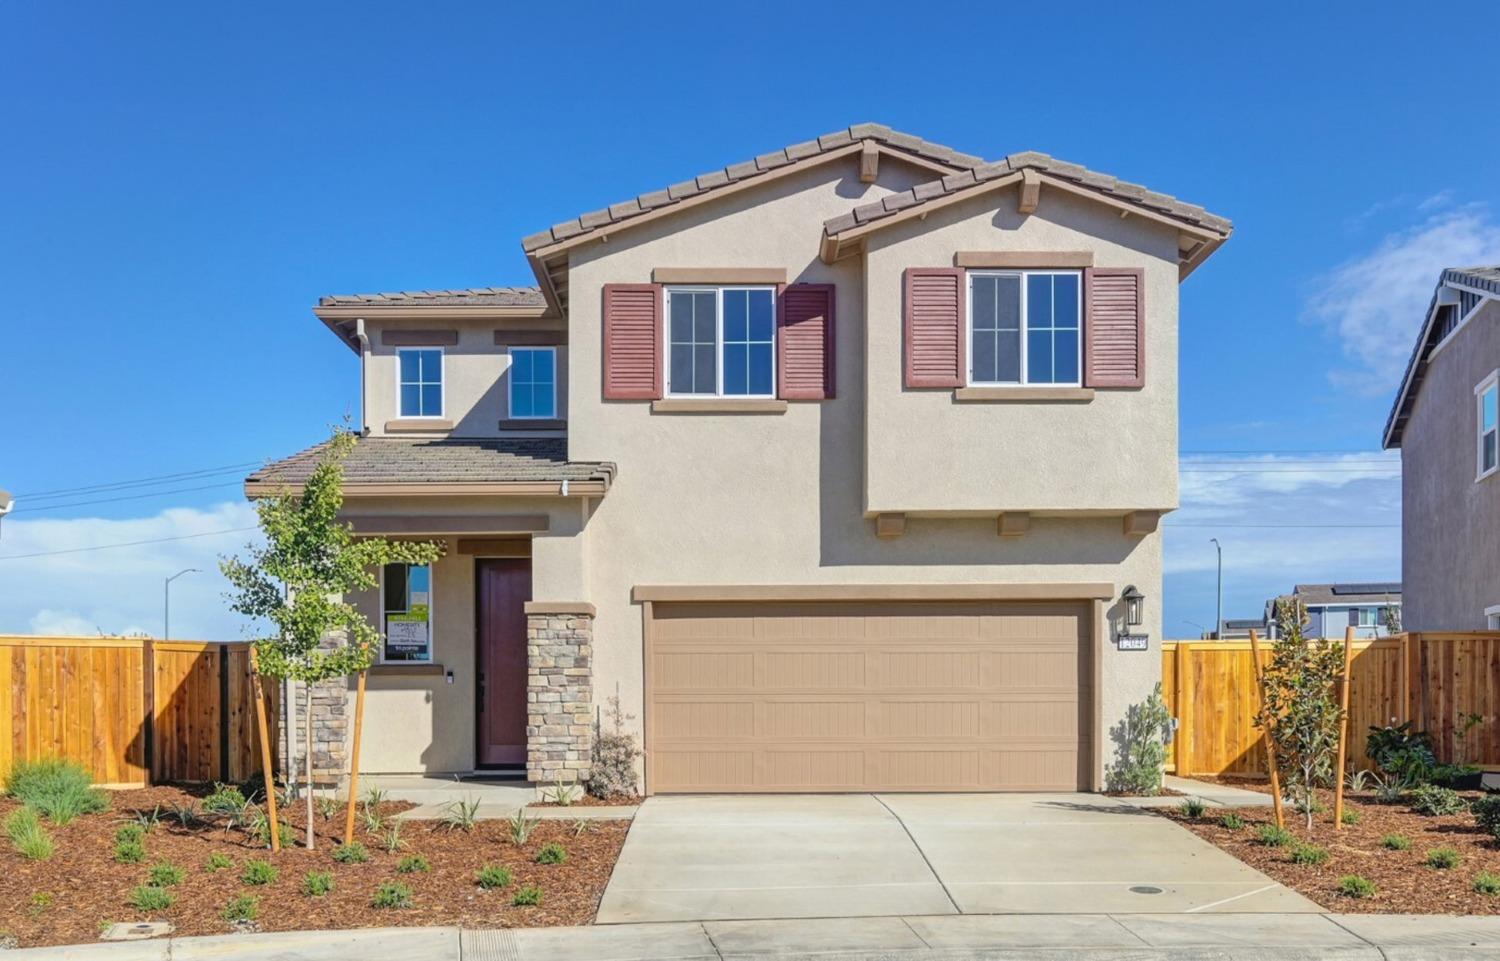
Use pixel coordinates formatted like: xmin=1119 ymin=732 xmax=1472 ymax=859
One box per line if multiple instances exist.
xmin=221 ymin=429 xmax=442 ymax=849
xmin=1258 ymin=600 xmax=1346 ymax=829
xmin=1106 ymin=683 xmax=1172 ymax=795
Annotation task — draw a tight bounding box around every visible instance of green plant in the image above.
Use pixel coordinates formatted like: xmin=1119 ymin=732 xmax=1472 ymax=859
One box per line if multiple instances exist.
xmin=315 ymin=795 xmax=340 ymax=821
xmin=1476 ymin=872 xmax=1500 ymax=895
xmin=586 ymin=693 xmax=642 ymax=800
xmin=115 ymin=822 xmax=145 ymax=844
xmin=1472 ymin=795 xmax=1500 ymax=839
xmin=6 ymin=808 xmax=55 ymax=861
xmin=363 ymin=786 xmax=389 ymax=808
xmin=545 ymin=778 xmax=578 ymax=806
xmin=1178 ymin=797 xmax=1206 ymax=819
xmin=397 ymin=855 xmax=430 ymax=874
xmin=573 ymin=817 xmax=596 ymax=837
xmin=1104 ymin=683 xmax=1173 ymax=795
xmin=1258 ymin=603 xmax=1347 ymax=829
xmin=1427 ymin=847 xmax=1462 ymax=869
xmin=1256 ymin=824 xmax=1295 ymax=847
xmin=1290 ymin=843 xmax=1330 ymax=866
xmin=241 ymin=859 xmax=278 ymax=886
xmin=360 ymin=803 xmax=386 ymax=834
xmin=28 ymin=892 xmax=54 ymax=915
xmin=1371 ymin=771 xmax=1408 ymax=804
xmin=1341 ymin=808 xmax=1360 ymax=825
xmin=511 ymin=885 xmax=543 ymax=906
xmin=222 ymin=894 xmax=259 ymax=923
xmin=1381 ymin=834 xmax=1411 ymax=851
xmin=251 ymin=811 xmax=295 ymax=849
xmin=1345 ymin=769 xmax=1374 ymax=793
xmin=442 ymin=797 xmax=480 ymax=832
xmin=128 ymin=885 xmax=175 ymax=912
xmin=203 ymin=784 xmax=249 ymax=816
xmin=1367 ymin=722 xmax=1438 ymax=784
xmin=130 ymin=805 xmax=165 ymax=833
xmin=147 ymin=862 xmax=185 ymax=887
xmin=3 ymin=758 xmax=109 ymax=825
xmin=1338 ymin=875 xmax=1375 ymax=899
xmin=537 ymin=842 xmax=567 ymax=864
xmin=1219 ymin=812 xmax=1245 ymax=830
xmin=1410 ymin=784 xmax=1466 ymax=816
xmin=207 ymin=852 xmax=233 ymax=871
xmin=380 ymin=822 xmax=405 ymax=853
xmin=371 ymin=881 xmax=413 ymax=909
xmin=476 ymin=864 xmax=513 ymax=889
xmin=508 ymin=809 xmax=539 ymax=845
xmin=114 ymin=838 xmax=146 ymax=864
xmin=332 ymin=841 xmax=369 ymax=864
xmin=167 ymin=801 xmax=203 ymax=828
xmin=302 ymin=871 xmax=334 ymax=896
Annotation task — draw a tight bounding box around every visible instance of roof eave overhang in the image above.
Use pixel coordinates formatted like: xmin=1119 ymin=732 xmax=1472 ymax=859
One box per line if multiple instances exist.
xmin=314 ymin=304 xmax=557 ymax=354
xmin=244 ymin=478 xmax=613 ymax=501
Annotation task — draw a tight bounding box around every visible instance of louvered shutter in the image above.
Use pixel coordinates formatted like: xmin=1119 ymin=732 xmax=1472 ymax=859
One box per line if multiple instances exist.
xmin=1083 ymin=267 xmax=1145 ymax=388
xmin=778 ymin=283 xmax=836 ymax=400
xmin=602 ymin=284 xmax=662 ymax=400
xmin=903 ymin=268 xmax=965 ymax=388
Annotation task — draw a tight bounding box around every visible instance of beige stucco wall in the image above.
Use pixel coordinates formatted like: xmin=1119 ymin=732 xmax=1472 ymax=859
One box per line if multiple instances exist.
xmin=1401 ymin=299 xmax=1500 ymax=630
xmin=362 ymin=318 xmax=568 ymax=437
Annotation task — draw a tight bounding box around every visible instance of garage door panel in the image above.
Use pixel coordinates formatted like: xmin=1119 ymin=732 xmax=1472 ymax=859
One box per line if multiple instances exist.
xmin=760 ymin=650 xmax=866 ymax=687
xmin=762 ymin=700 xmax=866 ymax=738
xmin=654 ymin=651 xmax=755 ymax=688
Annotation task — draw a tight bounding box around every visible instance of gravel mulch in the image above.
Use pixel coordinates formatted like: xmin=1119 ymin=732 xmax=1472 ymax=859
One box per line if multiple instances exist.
xmin=0 ymin=785 xmax=629 ymax=948
xmin=1161 ymin=787 xmax=1500 ymax=913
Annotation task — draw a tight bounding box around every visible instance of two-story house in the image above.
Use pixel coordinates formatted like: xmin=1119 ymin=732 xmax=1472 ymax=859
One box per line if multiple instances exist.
xmin=1384 ymin=266 xmax=1500 ymax=630
xmin=249 ymin=124 xmax=1232 ymax=793
xmin=1263 ymin=583 xmax=1402 ymax=639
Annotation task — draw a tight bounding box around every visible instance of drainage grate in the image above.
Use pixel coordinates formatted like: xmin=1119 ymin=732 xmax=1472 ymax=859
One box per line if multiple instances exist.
xmin=1130 ymin=885 xmax=1164 ymax=895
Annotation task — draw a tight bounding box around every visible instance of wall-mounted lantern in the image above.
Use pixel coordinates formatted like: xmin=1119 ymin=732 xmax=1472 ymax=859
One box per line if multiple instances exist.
xmin=1122 ymin=584 xmax=1145 ymax=628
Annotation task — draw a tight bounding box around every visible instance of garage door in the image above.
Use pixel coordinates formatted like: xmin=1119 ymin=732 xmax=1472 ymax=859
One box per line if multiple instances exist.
xmin=646 ymin=600 xmax=1091 ymax=793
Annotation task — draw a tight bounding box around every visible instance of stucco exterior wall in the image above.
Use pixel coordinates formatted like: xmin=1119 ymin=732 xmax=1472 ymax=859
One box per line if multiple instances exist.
xmin=1401 ymin=299 xmax=1500 ymax=630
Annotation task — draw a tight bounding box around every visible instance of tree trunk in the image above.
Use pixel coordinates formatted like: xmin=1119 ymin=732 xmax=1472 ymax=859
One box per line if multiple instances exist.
xmin=305 ymin=692 xmax=315 ymax=850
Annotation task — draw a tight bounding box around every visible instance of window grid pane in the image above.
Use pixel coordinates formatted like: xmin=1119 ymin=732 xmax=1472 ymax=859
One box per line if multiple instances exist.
xmin=669 ymin=291 xmax=718 ymax=395
xmin=970 ymin=275 xmax=1021 ymax=384
xmin=509 ymin=348 xmax=556 ymax=418
xmin=398 ymin=349 xmax=442 ymax=416
xmin=722 ymin=289 xmax=773 ymax=396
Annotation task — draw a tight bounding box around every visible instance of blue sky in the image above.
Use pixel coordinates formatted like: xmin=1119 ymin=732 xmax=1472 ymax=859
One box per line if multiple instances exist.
xmin=2 ymin=1 xmax=1498 ymax=639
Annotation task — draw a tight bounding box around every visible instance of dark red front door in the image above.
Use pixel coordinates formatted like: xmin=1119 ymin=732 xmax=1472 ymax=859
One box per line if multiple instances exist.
xmin=476 ymin=558 xmax=531 ymax=767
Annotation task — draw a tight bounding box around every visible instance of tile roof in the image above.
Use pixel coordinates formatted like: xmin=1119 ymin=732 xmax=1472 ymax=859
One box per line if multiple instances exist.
xmin=822 ymin=151 xmax=1233 ymax=238
xmin=246 ymin=436 xmax=615 ymax=488
xmin=1449 ymin=265 xmax=1500 ymax=295
xmin=520 ymin=123 xmax=983 ymax=254
xmin=318 ymin=287 xmax=546 ymax=308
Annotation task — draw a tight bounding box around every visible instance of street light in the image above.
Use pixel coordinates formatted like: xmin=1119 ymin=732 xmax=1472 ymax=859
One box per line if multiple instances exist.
xmin=1210 ymin=538 xmax=1223 ymax=640
xmin=164 ymin=569 xmax=199 ymax=640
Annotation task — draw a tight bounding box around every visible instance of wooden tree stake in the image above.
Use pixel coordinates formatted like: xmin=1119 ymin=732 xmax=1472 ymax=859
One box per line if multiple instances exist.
xmin=1333 ymin=626 xmax=1355 ymax=830
xmin=344 ymin=663 xmax=369 ymax=846
xmin=247 ymin=645 xmax=281 ymax=854
xmin=1248 ymin=628 xmax=1286 ymax=830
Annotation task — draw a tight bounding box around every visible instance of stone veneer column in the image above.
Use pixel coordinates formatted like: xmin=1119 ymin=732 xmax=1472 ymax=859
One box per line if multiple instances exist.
xmin=524 ymin=603 xmax=595 ymax=784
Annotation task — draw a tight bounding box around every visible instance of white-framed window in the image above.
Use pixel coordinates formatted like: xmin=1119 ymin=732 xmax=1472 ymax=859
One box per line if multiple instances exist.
xmin=1477 ymin=370 xmax=1498 ymax=481
xmin=397 ymin=348 xmax=444 ymax=418
xmin=381 ymin=562 xmax=433 ymax=663
xmin=967 ymin=270 xmax=1081 ymax=386
xmin=1353 ymin=607 xmax=1379 ymax=628
xmin=1486 ymin=604 xmax=1500 ymax=630
xmin=509 ymin=346 xmax=557 ymax=419
xmin=665 ymin=286 xmax=776 ymax=397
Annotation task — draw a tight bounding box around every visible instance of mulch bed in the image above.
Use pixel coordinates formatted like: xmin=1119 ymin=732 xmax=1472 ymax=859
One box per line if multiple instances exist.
xmin=1161 ymin=786 xmax=1500 ymax=913
xmin=530 ymin=795 xmax=640 ymax=808
xmin=0 ymin=785 xmax=630 ymax=948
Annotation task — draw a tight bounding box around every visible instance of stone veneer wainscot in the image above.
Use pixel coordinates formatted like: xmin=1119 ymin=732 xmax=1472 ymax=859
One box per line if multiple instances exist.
xmin=525 ymin=606 xmax=594 ymax=783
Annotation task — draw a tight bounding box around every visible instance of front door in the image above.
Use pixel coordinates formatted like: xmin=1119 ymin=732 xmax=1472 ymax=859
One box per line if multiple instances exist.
xmin=476 ymin=558 xmax=531 ymax=767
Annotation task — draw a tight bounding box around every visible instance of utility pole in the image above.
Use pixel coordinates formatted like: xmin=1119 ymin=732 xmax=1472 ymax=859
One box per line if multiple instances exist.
xmin=163 ymin=568 xmax=199 ymax=640
xmin=1210 ymin=538 xmax=1223 ymax=640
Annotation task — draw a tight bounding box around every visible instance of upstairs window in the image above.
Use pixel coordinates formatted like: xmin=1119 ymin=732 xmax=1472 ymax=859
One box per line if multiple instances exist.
xmin=382 ymin=562 xmax=433 ymax=663
xmin=666 ymin=287 xmax=775 ymax=397
xmin=1478 ymin=371 xmax=1498 ymax=481
xmin=968 ymin=271 xmax=1081 ymax=386
xmin=509 ymin=347 xmax=557 ymax=419
xmin=397 ymin=348 xmax=443 ymax=418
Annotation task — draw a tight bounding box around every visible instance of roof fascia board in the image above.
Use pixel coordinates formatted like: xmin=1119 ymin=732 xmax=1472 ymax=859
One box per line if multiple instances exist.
xmin=1383 ymin=296 xmax=1444 ymax=449
xmin=245 ymin=480 xmax=611 ymax=500
xmin=314 ymin=305 xmax=553 ymax=321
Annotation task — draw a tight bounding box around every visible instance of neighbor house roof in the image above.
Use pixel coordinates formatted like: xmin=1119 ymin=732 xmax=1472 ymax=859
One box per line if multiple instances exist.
xmin=318 ymin=287 xmax=546 ymax=308
xmin=1384 ymin=266 xmax=1500 ymax=449
xmin=1282 ymin=582 xmax=1403 ymax=606
xmin=244 ymin=436 xmax=615 ymax=497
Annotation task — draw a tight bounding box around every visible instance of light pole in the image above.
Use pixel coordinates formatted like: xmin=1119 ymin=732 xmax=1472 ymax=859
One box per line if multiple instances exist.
xmin=1210 ymin=538 xmax=1223 ymax=640
xmin=164 ymin=569 xmax=199 ymax=640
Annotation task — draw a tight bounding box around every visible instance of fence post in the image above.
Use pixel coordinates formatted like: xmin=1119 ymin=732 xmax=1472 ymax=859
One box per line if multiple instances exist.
xmin=1334 ymin=626 xmax=1354 ymax=830
xmin=1175 ymin=641 xmax=1191 ymax=778
xmin=218 ymin=645 xmax=232 ymax=784
xmin=141 ymin=638 xmax=155 ymax=785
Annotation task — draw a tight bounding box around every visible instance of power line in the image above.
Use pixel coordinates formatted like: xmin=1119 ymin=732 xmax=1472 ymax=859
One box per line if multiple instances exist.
xmin=16 ymin=461 xmax=263 ymax=501
xmin=13 ymin=481 xmax=246 ymax=514
xmin=0 ymin=526 xmax=259 ymax=561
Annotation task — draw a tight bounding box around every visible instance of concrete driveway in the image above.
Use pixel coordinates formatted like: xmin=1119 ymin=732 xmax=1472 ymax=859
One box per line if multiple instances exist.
xmin=596 ymin=793 xmax=1318 ymax=923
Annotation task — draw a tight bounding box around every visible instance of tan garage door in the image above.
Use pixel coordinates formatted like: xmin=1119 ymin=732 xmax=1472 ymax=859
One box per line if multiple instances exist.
xmin=646 ymin=600 xmax=1091 ymax=793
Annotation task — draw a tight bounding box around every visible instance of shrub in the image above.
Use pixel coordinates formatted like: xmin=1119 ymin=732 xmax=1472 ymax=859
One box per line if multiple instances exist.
xmin=114 ymin=838 xmax=146 ymax=864
xmin=380 ymin=822 xmax=405 ymax=853
xmin=6 ymin=808 xmax=55 ymax=861
xmin=1410 ymin=784 xmax=1466 ymax=816
xmin=130 ymin=806 xmax=164 ymax=833
xmin=302 ymin=871 xmax=334 ymax=897
xmin=508 ymin=810 xmax=539 ymax=846
xmin=251 ymin=813 xmax=294 ymax=849
xmin=222 ymin=894 xmax=258 ymax=923
xmin=1290 ymin=843 xmax=1329 ymax=866
xmin=332 ymin=841 xmax=369 ymax=864
xmin=207 ymin=852 xmax=233 ymax=871
xmin=1219 ymin=812 xmax=1245 ymax=830
xmin=167 ymin=801 xmax=202 ymax=828
xmin=1105 ymin=683 xmax=1172 ymax=795
xmin=1427 ymin=847 xmax=1462 ymax=869
xmin=1372 ymin=772 xmax=1408 ymax=804
xmin=586 ymin=694 xmax=642 ymax=799
xmin=314 ymin=795 xmax=340 ymax=821
xmin=1341 ymin=808 xmax=1360 ymax=825
xmin=1382 ymin=834 xmax=1411 ymax=851
xmin=476 ymin=864 xmax=513 ymax=889
xmin=148 ymin=862 xmax=185 ymax=887
xmin=1338 ymin=875 xmax=1375 ymax=899
xmin=1472 ymin=795 xmax=1500 ymax=838
xmin=371 ymin=881 xmax=413 ymax=909
xmin=241 ymin=859 xmax=277 ymax=885
xmin=1256 ymin=824 xmax=1294 ymax=847
xmin=115 ymin=823 xmax=145 ymax=845
xmin=1178 ymin=797 xmax=1207 ymax=819
xmin=442 ymin=797 xmax=480 ymax=833
xmin=1476 ymin=872 xmax=1500 ymax=895
xmin=511 ymin=885 xmax=543 ymax=906
xmin=536 ymin=842 xmax=567 ymax=864
xmin=4 ymin=759 xmax=108 ymax=825
xmin=128 ymin=885 xmax=175 ymax=912
xmin=203 ymin=784 xmax=248 ymax=816
xmin=1367 ymin=723 xmax=1438 ymax=784
xmin=397 ymin=855 xmax=430 ymax=874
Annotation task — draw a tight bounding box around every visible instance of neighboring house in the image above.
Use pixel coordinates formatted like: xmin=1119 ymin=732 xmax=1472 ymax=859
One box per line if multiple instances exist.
xmin=1213 ymin=618 xmax=1265 ymax=640
xmin=1264 ymin=582 xmax=1402 ymax=639
xmin=250 ymin=123 xmax=1232 ymax=794
xmin=1385 ymin=266 xmax=1500 ymax=631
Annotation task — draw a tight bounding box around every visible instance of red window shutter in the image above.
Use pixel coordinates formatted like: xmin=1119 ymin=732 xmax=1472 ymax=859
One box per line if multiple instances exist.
xmin=1084 ymin=268 xmax=1145 ymax=388
xmin=904 ymin=268 xmax=965 ymax=388
xmin=602 ymin=284 xmax=662 ymax=400
xmin=778 ymin=283 xmax=836 ymax=400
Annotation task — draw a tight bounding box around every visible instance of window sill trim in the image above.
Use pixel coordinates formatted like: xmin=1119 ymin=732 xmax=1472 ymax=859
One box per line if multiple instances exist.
xmin=652 ymin=399 xmax=788 ymax=414
xmin=499 ymin=418 xmax=567 ymax=431
xmin=1478 ymin=466 xmax=1498 ymax=485
xmin=384 ymin=418 xmax=454 ymax=432
xmin=371 ymin=663 xmax=444 ymax=677
xmin=953 ymin=387 xmax=1095 ymax=403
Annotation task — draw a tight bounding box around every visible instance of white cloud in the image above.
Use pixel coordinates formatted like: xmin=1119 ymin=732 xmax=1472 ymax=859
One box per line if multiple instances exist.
xmin=1307 ymin=206 xmax=1500 ymax=392
xmin=0 ymin=502 xmax=263 ymax=640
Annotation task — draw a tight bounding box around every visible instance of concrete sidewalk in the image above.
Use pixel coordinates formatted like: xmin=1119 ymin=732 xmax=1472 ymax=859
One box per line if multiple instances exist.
xmin=19 ymin=914 xmax=1500 ymax=961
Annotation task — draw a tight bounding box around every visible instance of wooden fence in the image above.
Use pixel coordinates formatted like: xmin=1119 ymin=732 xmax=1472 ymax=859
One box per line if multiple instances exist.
xmin=0 ymin=636 xmax=277 ymax=788
xmin=1164 ymin=632 xmax=1500 ymax=778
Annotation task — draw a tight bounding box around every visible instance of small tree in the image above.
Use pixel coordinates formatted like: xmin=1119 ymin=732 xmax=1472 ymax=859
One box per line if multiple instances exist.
xmin=1107 ymin=683 xmax=1172 ymax=795
xmin=1257 ymin=600 xmax=1346 ymax=829
xmin=221 ymin=429 xmax=442 ymax=849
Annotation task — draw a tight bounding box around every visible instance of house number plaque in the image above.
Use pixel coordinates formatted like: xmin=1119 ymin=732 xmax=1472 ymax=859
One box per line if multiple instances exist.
xmin=1116 ymin=633 xmax=1150 ymax=651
